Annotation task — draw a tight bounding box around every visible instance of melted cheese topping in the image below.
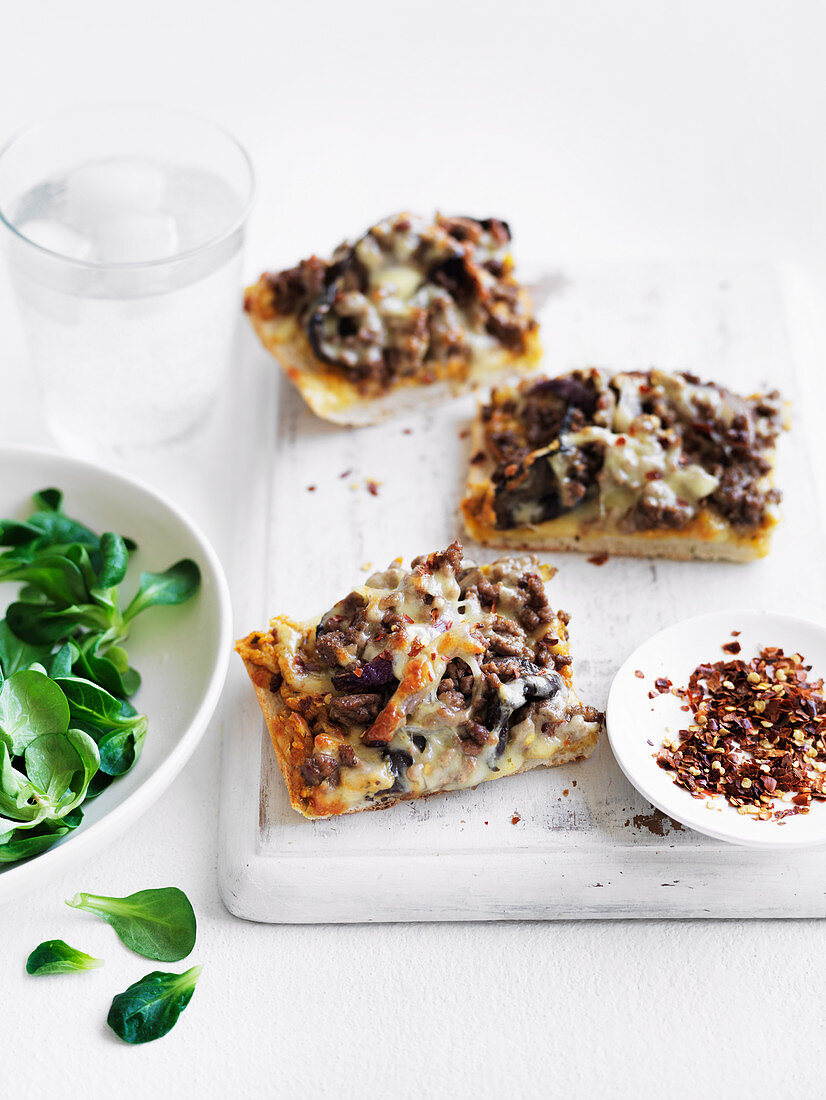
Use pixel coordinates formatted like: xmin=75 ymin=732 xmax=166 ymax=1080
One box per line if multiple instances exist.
xmin=476 ymin=368 xmax=786 ymax=536
xmin=256 ymin=553 xmax=600 ymax=816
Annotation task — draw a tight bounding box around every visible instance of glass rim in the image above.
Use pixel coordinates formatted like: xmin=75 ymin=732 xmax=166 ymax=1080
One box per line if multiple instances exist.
xmin=0 ymin=103 xmax=256 ymax=271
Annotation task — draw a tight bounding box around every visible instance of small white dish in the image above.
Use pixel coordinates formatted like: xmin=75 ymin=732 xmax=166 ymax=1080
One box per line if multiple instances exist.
xmin=0 ymin=445 xmax=232 ymax=900
xmin=606 ymin=609 xmax=826 ymax=849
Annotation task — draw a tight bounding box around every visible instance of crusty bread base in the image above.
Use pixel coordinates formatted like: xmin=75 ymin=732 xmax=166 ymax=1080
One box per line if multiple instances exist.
xmin=462 ymin=491 xmax=775 ymax=561
xmin=245 ymin=301 xmax=542 ymax=427
xmin=461 ymin=404 xmax=778 ymax=562
xmin=243 ymin=657 xmax=599 ymax=821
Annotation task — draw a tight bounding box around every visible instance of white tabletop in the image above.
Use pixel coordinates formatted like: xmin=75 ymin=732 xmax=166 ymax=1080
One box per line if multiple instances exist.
xmin=3 ymin=2 xmax=826 ymax=1096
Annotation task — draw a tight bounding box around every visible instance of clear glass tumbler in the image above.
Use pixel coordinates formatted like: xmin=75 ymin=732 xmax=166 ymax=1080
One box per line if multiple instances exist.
xmin=0 ymin=106 xmax=254 ymax=458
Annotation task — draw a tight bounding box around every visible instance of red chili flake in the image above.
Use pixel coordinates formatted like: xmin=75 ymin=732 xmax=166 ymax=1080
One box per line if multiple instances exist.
xmin=644 ymin=469 xmax=662 ymax=481
xmin=654 ymin=677 xmax=672 ymax=693
xmin=409 ymin=638 xmax=424 ymax=656
xmin=470 ymin=451 xmax=486 ymax=464
xmin=403 ymin=428 xmax=413 ymax=435
xmin=731 ymin=630 xmax=741 ymax=637
xmin=634 ymin=670 xmax=645 ymax=679
xmin=366 ymin=480 xmax=380 ymax=496
xmin=615 ymin=436 xmax=627 ymax=446
xmin=307 ymin=485 xmax=316 ymax=492
xmin=511 ymin=813 xmax=521 ymax=825
xmin=562 ymin=788 xmax=570 ymax=797
xmin=722 ymin=641 xmax=741 ymax=655
xmin=459 ymin=428 xmax=470 ymax=439
xmin=655 ymin=641 xmax=826 ymax=821
xmin=587 ymin=552 xmax=609 ymax=566
xmin=339 ymin=468 xmax=353 ymax=479
xmin=648 ymin=691 xmax=657 ymax=699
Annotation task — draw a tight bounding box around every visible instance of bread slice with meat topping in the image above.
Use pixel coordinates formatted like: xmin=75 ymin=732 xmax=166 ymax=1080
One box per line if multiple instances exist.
xmin=462 ymin=369 xmax=788 ymax=562
xmin=244 ymin=212 xmax=541 ymax=426
xmin=236 ymin=542 xmax=601 ymax=819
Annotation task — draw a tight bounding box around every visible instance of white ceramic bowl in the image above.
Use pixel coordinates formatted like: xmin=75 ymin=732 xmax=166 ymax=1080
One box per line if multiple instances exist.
xmin=0 ymin=445 xmax=231 ymax=900
xmin=606 ymin=609 xmax=826 ymax=849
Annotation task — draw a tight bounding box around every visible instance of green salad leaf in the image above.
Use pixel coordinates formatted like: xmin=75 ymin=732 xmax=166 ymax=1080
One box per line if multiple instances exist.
xmin=0 ymin=489 xmax=200 ymax=864
xmin=0 ymin=669 xmax=70 ymax=756
xmin=26 ymin=938 xmax=103 ymax=975
xmin=123 ymin=559 xmax=202 ymax=624
xmin=107 ymin=965 xmax=201 ymax=1044
xmin=66 ymin=887 xmax=197 ymax=961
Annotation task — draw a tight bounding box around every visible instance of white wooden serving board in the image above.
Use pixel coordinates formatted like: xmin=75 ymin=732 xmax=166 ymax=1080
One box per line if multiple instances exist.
xmin=219 ymin=261 xmax=826 ymax=923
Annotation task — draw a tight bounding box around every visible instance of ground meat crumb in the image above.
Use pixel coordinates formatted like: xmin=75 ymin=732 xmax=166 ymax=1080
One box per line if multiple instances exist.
xmin=328 ymin=693 xmax=383 ymax=726
xmin=413 ymin=541 xmax=463 ymax=575
xmin=299 ymin=754 xmax=340 ymax=788
xmin=338 ymin=743 xmax=358 ymax=767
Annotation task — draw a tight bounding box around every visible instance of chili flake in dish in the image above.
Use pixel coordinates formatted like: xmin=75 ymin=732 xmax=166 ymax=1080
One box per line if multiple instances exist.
xmin=656 ymin=646 xmax=826 ymax=820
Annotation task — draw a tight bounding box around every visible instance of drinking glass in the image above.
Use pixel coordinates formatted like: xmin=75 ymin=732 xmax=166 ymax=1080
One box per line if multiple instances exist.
xmin=0 ymin=106 xmax=254 ymax=458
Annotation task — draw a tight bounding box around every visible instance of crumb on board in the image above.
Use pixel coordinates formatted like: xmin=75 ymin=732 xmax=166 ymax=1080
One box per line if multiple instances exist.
xmin=366 ymin=479 xmax=381 ymax=496
xmin=722 ymin=640 xmax=741 ymax=654
xmin=361 ymin=562 xmax=372 ymax=572
xmin=459 ymin=428 xmax=470 ymax=439
xmin=511 ymin=813 xmax=521 ymax=825
xmin=587 ymin=552 xmax=610 ymax=566
xmin=630 ymin=810 xmax=684 ymax=836
xmin=339 ymin=468 xmax=353 ymax=479
xmin=634 ymin=669 xmax=645 ymax=679
xmin=306 ymin=485 xmax=316 ymax=492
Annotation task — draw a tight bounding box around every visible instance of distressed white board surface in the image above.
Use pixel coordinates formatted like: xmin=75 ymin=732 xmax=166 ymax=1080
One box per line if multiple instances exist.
xmin=219 ymin=262 xmax=826 ymax=923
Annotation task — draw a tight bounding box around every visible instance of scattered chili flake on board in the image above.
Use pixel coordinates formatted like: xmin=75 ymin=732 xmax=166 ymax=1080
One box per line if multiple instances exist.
xmin=587 ymin=552 xmax=610 ymax=566
xmin=366 ymin=480 xmax=380 ymax=496
xmin=654 ymin=677 xmax=672 ymax=693
xmin=511 ymin=813 xmax=521 ymax=825
xmin=634 ymin=669 xmax=645 ymax=679
xmin=721 ymin=640 xmax=741 ymax=655
xmin=655 ymin=644 xmax=826 ymax=821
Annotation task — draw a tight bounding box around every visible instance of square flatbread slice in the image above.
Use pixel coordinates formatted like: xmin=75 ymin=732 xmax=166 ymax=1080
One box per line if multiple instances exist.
xmin=462 ymin=369 xmax=789 ymax=562
xmin=236 ymin=542 xmax=601 ymax=819
xmin=244 ymin=212 xmax=541 ymax=426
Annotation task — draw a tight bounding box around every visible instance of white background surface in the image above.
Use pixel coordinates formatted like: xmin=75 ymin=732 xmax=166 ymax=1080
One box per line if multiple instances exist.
xmin=2 ymin=1 xmax=826 ymax=1096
